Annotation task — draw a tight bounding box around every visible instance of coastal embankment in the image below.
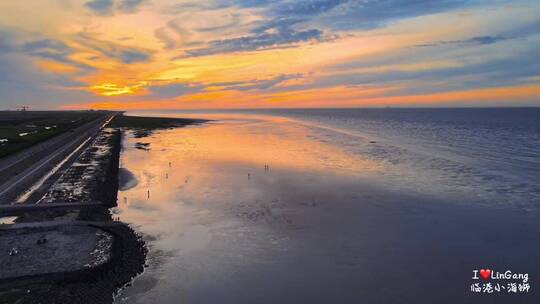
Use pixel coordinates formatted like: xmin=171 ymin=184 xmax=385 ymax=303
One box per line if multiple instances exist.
xmin=0 ymin=114 xmax=204 ymax=303
xmin=0 ymin=222 xmax=146 ymax=304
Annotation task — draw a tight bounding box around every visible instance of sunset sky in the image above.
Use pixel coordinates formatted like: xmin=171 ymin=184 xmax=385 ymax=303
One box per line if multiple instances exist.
xmin=0 ymin=0 xmax=539 ymax=109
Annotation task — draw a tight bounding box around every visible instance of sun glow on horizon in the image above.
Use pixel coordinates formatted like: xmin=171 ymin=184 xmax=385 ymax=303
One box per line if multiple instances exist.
xmin=0 ymin=1 xmax=539 ymax=109
xmin=90 ymin=82 xmax=148 ymax=96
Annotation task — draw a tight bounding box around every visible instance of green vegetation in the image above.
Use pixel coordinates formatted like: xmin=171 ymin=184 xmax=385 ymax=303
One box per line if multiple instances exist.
xmin=0 ymin=111 xmax=105 ymax=158
xmin=109 ymin=114 xmax=207 ymax=129
xmin=109 ymin=114 xmax=207 ymax=138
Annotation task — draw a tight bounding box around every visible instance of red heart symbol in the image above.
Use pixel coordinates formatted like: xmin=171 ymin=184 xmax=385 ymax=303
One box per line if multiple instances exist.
xmin=479 ymin=269 xmax=491 ymax=280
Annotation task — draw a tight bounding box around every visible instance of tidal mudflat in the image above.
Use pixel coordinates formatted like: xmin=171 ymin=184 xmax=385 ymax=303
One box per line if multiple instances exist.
xmin=115 ymin=112 xmax=539 ymax=304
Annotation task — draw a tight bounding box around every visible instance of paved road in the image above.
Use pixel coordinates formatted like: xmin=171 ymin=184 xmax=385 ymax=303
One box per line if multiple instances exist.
xmin=0 ymin=218 xmax=124 ymax=230
xmin=0 ymin=114 xmax=111 ymax=172
xmin=0 ymin=113 xmax=116 ymax=205
xmin=0 ymin=201 xmax=102 ymax=216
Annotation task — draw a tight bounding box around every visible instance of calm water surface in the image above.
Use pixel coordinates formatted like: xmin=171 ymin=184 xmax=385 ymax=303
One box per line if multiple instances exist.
xmin=114 ymin=110 xmax=540 ymax=303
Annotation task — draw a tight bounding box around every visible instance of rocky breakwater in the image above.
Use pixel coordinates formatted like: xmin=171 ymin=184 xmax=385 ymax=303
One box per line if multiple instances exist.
xmin=0 ymin=126 xmax=147 ymax=304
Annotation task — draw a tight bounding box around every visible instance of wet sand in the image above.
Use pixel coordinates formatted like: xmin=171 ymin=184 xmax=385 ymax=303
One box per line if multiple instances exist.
xmin=119 ymin=168 xmax=138 ymax=191
xmin=114 ymin=114 xmax=539 ymax=303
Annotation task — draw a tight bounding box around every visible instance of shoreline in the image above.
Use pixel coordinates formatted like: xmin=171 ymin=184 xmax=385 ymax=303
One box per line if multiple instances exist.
xmin=0 ymin=127 xmax=147 ymax=304
xmin=0 ymin=114 xmax=206 ymax=303
xmin=106 ymin=113 xmax=540 ymax=303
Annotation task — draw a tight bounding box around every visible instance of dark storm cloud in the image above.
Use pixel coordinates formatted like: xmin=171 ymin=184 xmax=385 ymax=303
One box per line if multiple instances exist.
xmin=289 ymin=45 xmax=540 ymax=96
xmin=85 ymin=0 xmax=146 ymax=15
xmin=154 ymin=27 xmax=177 ymax=50
xmin=85 ymin=0 xmax=114 ymax=16
xmin=271 ymin=0 xmax=348 ymax=16
xmin=0 ymin=31 xmax=94 ymax=72
xmin=142 ymin=74 xmax=302 ymax=100
xmin=75 ymin=33 xmax=152 ymax=63
xmin=147 ymin=83 xmax=205 ymax=99
xmin=415 ymin=36 xmax=514 ymax=47
xmin=195 ymin=14 xmax=243 ymax=32
xmin=117 ymin=50 xmax=151 ymax=63
xmin=251 ymin=18 xmax=305 ymax=34
xmin=118 ymin=0 xmax=146 ymax=13
xmin=0 ymin=31 xmax=16 ymax=52
xmin=175 ymin=0 xmax=476 ymax=57
xmin=284 ymin=0 xmax=473 ymax=29
xmin=196 ymin=0 xmax=474 ymax=30
xmin=0 ymin=53 xmax=94 ymax=109
xmin=179 ymin=16 xmax=334 ymax=57
xmin=220 ymin=74 xmax=303 ymax=91
xmin=21 ymin=39 xmax=73 ymax=63
xmin=182 ymin=28 xmax=327 ymax=57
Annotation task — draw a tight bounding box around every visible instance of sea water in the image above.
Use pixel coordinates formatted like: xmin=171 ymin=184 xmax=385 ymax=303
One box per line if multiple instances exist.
xmin=114 ymin=108 xmax=540 ymax=303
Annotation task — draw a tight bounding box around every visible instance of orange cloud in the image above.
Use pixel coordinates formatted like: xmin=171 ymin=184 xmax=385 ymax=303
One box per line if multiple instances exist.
xmin=90 ymin=82 xmax=148 ymax=96
xmin=62 ymin=82 xmax=540 ymax=110
xmin=36 ymin=60 xmax=79 ymax=74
